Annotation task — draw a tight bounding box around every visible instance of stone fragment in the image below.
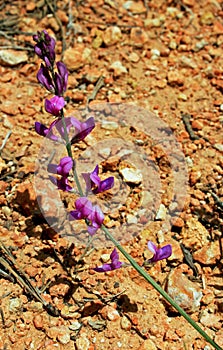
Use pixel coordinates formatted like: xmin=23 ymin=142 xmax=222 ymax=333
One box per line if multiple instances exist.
xmin=100 ymin=305 xmax=120 ymax=321
xmin=155 ymin=204 xmax=167 ymax=220
xmin=129 ymin=52 xmax=140 ymax=62
xmin=130 ymin=28 xmax=148 ymax=46
xmin=101 ymin=120 xmax=119 ymax=130
xmin=103 ymin=26 xmax=122 ymax=46
xmin=0 ymin=50 xmax=28 ymax=66
xmin=180 ymin=55 xmax=197 ymax=69
xmin=181 ymin=217 xmax=209 ymax=249
xmin=120 ymin=316 xmax=131 ymax=330
xmin=47 ymin=326 xmax=70 ymax=344
xmin=110 ymin=61 xmax=128 ymax=76
xmin=199 ymin=309 xmax=221 ymax=329
xmin=178 ymin=93 xmax=187 ymax=101
xmin=49 ymin=282 xmax=70 ymax=297
xmin=63 ymin=47 xmax=92 ymax=71
xmin=100 ymin=253 xmax=110 ymax=263
xmin=123 ymin=1 xmax=146 ymax=13
xmin=200 ymin=12 xmax=215 ymax=25
xmin=137 ymin=339 xmax=157 ymax=350
xmin=69 ymin=321 xmax=82 ymax=331
xmin=33 ymin=315 xmax=44 ymax=330
xmin=189 ymin=170 xmax=201 ymax=185
xmin=167 ymin=70 xmax=184 ymax=85
xmin=119 ymin=167 xmax=142 ymax=184
xmin=9 ymin=298 xmax=23 ymax=312
xmin=193 ymin=241 xmax=220 ymax=265
xmin=166 ymin=267 xmax=203 ymax=313
xmin=126 ymin=214 xmax=138 ymax=224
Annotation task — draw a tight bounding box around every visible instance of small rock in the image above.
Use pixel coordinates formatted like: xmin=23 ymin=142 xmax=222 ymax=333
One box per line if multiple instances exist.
xmin=120 ymin=316 xmax=131 ymax=330
xmin=69 ymin=321 xmax=82 ymax=331
xmin=49 ymin=282 xmax=70 ymax=297
xmin=33 ymin=315 xmax=44 ymax=330
xmin=2 ymin=206 xmax=11 ymax=217
xmin=98 ymin=147 xmax=111 ymax=158
xmin=100 ymin=305 xmax=120 ymax=321
xmin=137 ymin=339 xmax=157 ymax=350
xmin=0 ymin=50 xmax=28 ymax=66
xmin=126 ymin=214 xmax=138 ymax=224
xmin=167 ymin=70 xmax=184 ymax=85
xmin=191 ymin=120 xmax=203 ymax=130
xmin=214 ymin=143 xmax=223 ymax=152
xmin=155 ymin=204 xmax=167 ymax=220
xmin=101 ymin=120 xmax=119 ymax=130
xmin=103 ymin=26 xmax=122 ymax=46
xmin=166 ymin=267 xmax=203 ymax=313
xmin=180 ymin=55 xmax=197 ymax=69
xmin=129 ymin=52 xmax=140 ymax=62
xmin=63 ymin=47 xmax=92 ymax=71
xmin=123 ymin=1 xmax=146 ymax=13
xmin=178 ymin=93 xmax=187 ymax=101
xmin=9 ymin=298 xmax=23 ymax=312
xmin=60 ymin=304 xmax=79 ymax=319
xmin=110 ymin=61 xmax=128 ymax=76
xmin=101 ymin=253 xmax=110 ymax=263
xmin=193 ymin=39 xmax=208 ymax=52
xmin=130 ymin=28 xmax=148 ymax=47
xmin=119 ymin=167 xmax=142 ymax=184
xmin=199 ymin=309 xmax=221 ymax=329
xmin=76 ymin=334 xmax=90 ymax=350
xmin=181 ymin=217 xmax=209 ymax=249
xmin=169 ymin=40 xmax=177 ymax=50
xmin=189 ymin=170 xmax=201 ymax=185
xmin=47 ymin=326 xmax=70 ymax=344
xmin=193 ymin=241 xmax=220 ymax=265
xmin=200 ymin=12 xmax=215 ymax=25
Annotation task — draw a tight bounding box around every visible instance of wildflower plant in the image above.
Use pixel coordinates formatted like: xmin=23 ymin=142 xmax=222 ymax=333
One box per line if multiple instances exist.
xmin=33 ymin=30 xmax=221 ymax=350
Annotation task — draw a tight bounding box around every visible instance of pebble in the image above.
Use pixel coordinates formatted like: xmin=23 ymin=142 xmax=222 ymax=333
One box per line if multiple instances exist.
xmin=47 ymin=326 xmax=70 ymax=344
xmin=9 ymin=298 xmax=23 ymax=312
xmin=100 ymin=305 xmax=120 ymax=321
xmin=167 ymin=71 xmax=184 ymax=85
xmin=180 ymin=55 xmax=197 ymax=69
xmin=69 ymin=321 xmax=82 ymax=331
xmin=2 ymin=205 xmax=11 ymax=216
xmin=101 ymin=120 xmax=119 ymax=130
xmin=120 ymin=315 xmax=132 ymax=330
xmin=75 ymin=333 xmax=90 ymax=350
xmin=33 ymin=315 xmax=44 ymax=330
xmin=129 ymin=52 xmax=140 ymax=63
xmin=98 ymin=147 xmax=111 ymax=158
xmin=0 ymin=50 xmax=28 ymax=66
xmin=199 ymin=309 xmax=222 ymax=329
xmin=155 ymin=204 xmax=167 ymax=220
xmin=130 ymin=28 xmax=148 ymax=47
xmin=166 ymin=267 xmax=203 ymax=313
xmin=119 ymin=167 xmax=142 ymax=184
xmin=100 ymin=253 xmax=110 ymax=263
xmin=137 ymin=339 xmax=157 ymax=350
xmin=103 ymin=26 xmax=122 ymax=46
xmin=178 ymin=93 xmax=187 ymax=101
xmin=63 ymin=47 xmax=92 ymax=71
xmin=126 ymin=213 xmax=138 ymax=224
xmin=123 ymin=1 xmax=146 ymax=13
xmin=110 ymin=61 xmax=128 ymax=76
xmin=181 ymin=217 xmax=209 ymax=249
xmin=200 ymin=11 xmax=215 ymax=25
xmin=193 ymin=241 xmax=220 ymax=264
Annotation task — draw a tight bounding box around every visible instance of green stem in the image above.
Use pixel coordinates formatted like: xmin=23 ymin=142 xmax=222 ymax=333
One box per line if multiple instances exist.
xmin=60 ymin=110 xmax=84 ymax=196
xmin=101 ymin=225 xmax=222 ymax=350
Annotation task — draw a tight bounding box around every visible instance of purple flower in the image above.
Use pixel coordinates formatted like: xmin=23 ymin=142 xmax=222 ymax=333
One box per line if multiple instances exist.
xmin=45 ymin=96 xmax=65 ymax=116
xmin=49 ymin=175 xmax=72 ymax=192
xmin=48 ymin=156 xmax=73 ymax=177
xmin=82 ymin=165 xmax=114 ymax=195
xmin=69 ymin=197 xmax=104 ymax=235
xmin=37 ymin=63 xmax=54 ymax=92
xmin=33 ymin=30 xmax=56 ymax=67
xmin=35 ymin=117 xmax=76 ymax=142
xmin=55 ymin=62 xmax=69 ymax=96
xmin=35 ymin=120 xmax=59 ymax=141
xmin=94 ymin=248 xmax=123 ymax=272
xmin=70 ymin=117 xmax=95 ymax=144
xmin=146 ymin=241 xmax=172 ymax=263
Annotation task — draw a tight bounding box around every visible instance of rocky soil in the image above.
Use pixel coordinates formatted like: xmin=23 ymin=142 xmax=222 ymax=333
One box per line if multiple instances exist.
xmin=0 ymin=0 xmax=222 ymax=349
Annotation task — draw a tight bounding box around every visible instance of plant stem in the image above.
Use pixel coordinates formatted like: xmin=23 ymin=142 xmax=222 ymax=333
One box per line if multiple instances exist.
xmin=60 ymin=110 xmax=84 ymax=196
xmin=101 ymin=225 xmax=222 ymax=350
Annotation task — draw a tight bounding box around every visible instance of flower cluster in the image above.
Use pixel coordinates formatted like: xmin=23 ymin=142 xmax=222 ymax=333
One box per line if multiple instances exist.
xmin=33 ymin=30 xmax=172 ymax=267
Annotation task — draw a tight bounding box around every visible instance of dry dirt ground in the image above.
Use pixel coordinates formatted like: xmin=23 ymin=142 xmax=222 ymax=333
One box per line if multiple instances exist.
xmin=0 ymin=0 xmax=223 ymax=349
